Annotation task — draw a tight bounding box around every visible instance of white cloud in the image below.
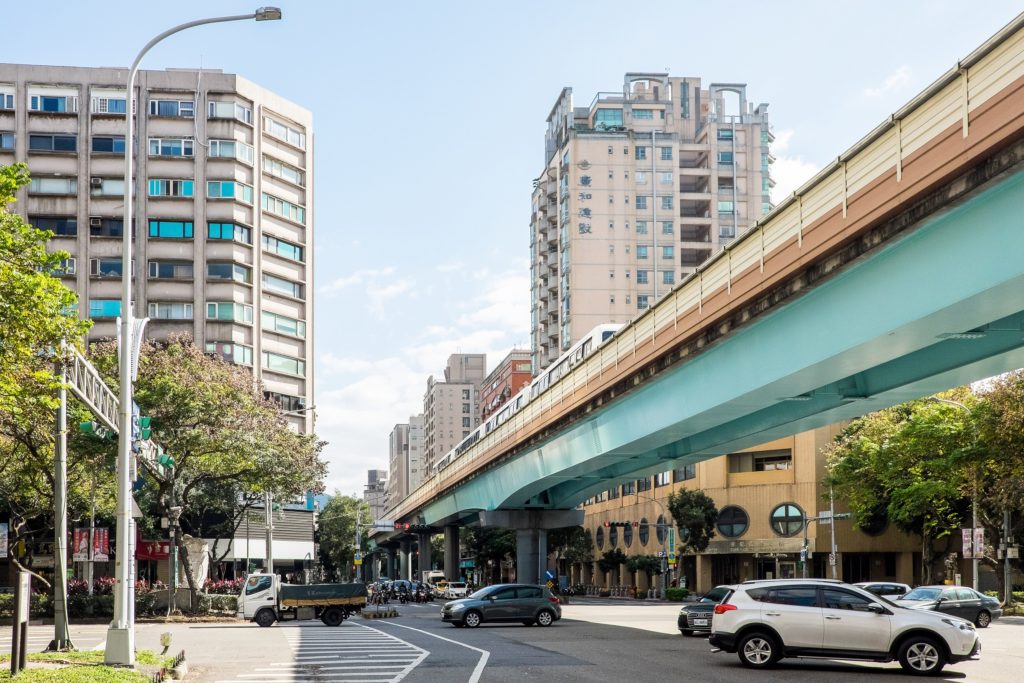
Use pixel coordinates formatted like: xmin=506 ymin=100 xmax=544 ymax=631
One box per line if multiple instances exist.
xmin=367 ymin=279 xmax=415 ymax=309
xmin=435 ymin=261 xmax=464 ymax=273
xmin=768 ymin=129 xmax=822 ymax=204
xmin=319 ymin=267 xmax=396 ymax=295
xmin=863 ymin=65 xmax=912 ymax=99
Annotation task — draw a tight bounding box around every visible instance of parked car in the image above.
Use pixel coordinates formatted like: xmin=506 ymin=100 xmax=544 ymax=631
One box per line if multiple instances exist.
xmin=854 ymin=581 xmax=913 ymax=601
xmin=708 ymin=578 xmax=980 ymax=675
xmin=677 ymin=586 xmax=730 ymax=636
xmin=441 ymin=583 xmax=561 ymax=628
xmin=897 ymin=585 xmax=1003 ymax=627
xmin=444 ymin=581 xmax=469 ymax=599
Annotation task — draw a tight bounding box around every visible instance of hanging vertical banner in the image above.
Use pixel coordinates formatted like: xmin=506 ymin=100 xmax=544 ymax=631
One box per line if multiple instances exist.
xmin=72 ymin=528 xmax=90 ymax=562
xmin=93 ymin=528 xmax=110 ymax=561
xmin=0 ymin=522 xmax=8 ymax=559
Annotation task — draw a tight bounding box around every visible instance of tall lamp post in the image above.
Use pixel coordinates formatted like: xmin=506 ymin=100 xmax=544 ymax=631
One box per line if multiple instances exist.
xmin=106 ymin=7 xmax=282 ymax=667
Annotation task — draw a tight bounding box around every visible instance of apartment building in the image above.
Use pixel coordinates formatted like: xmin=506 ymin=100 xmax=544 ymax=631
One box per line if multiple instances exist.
xmin=0 ymin=64 xmax=313 ymax=432
xmin=423 ymin=354 xmax=485 ymax=473
xmin=363 ymin=469 xmax=388 ymax=524
xmin=387 ymin=415 xmax=425 ymax=503
xmin=571 ymin=426 xmax=923 ymax=595
xmin=530 ymin=73 xmax=773 ymax=371
xmin=480 ymin=349 xmax=531 ymax=422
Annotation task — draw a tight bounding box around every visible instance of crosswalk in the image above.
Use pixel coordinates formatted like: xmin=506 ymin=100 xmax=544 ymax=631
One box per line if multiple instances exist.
xmin=0 ymin=625 xmax=109 ymax=656
xmin=214 ymin=621 xmax=429 ymax=682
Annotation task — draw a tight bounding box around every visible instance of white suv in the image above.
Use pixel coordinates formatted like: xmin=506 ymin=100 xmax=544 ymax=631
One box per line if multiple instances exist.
xmin=709 ymin=579 xmax=979 ymax=675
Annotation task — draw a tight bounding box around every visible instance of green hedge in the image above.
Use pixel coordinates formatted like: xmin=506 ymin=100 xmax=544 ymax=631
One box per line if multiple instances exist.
xmin=665 ymin=588 xmax=690 ymax=602
xmin=0 ymin=592 xmax=51 ymax=618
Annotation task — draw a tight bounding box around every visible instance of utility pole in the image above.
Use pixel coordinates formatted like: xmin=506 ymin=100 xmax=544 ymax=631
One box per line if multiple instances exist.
xmin=354 ymin=506 xmax=362 ymax=582
xmin=49 ymin=346 xmax=73 ymax=651
xmin=265 ymin=491 xmax=274 ymax=576
xmin=829 ymin=487 xmax=838 ymax=579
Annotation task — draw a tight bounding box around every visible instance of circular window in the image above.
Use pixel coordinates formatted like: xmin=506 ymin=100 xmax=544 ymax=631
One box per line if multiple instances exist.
xmin=656 ymin=515 xmax=666 ymax=545
xmin=595 ymin=526 xmax=605 ymax=550
xmin=624 ymin=523 xmax=633 ymax=547
xmin=770 ymin=503 xmax=804 ymax=537
xmin=638 ymin=517 xmax=649 ymax=546
xmin=716 ymin=506 xmax=749 ymax=538
xmin=609 ymin=525 xmax=618 ymax=548
xmin=859 ymin=508 xmax=889 ymax=536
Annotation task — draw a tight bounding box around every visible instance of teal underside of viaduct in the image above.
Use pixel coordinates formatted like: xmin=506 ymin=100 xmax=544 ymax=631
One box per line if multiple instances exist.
xmin=422 ymin=170 xmax=1024 ymax=525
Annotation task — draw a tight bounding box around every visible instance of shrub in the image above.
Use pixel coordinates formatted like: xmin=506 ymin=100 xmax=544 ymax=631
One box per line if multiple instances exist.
xmin=203 ymin=578 xmax=245 ymax=595
xmin=598 ymin=589 xmax=611 ymax=598
xmin=206 ymin=594 xmax=238 ymax=613
xmin=665 ymin=587 xmax=689 ymax=602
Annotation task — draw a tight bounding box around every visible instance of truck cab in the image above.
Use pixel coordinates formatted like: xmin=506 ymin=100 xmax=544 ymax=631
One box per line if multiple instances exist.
xmin=238 ymin=574 xmax=278 ymax=623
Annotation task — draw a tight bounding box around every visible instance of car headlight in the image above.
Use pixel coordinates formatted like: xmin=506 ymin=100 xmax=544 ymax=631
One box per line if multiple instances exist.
xmin=450 ymin=604 xmax=466 ymax=612
xmin=941 ymin=618 xmax=975 ymax=632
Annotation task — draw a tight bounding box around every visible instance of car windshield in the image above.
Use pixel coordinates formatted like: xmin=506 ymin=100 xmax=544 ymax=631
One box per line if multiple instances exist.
xmin=903 ymin=587 xmax=941 ymax=601
xmin=700 ymin=587 xmax=729 ymax=604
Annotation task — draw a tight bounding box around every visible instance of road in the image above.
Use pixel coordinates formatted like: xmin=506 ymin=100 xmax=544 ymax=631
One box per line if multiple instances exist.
xmin=3 ymin=602 xmax=1021 ymax=681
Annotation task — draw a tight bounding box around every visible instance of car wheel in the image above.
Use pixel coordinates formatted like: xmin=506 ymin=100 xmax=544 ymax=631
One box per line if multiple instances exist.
xmin=463 ymin=610 xmax=482 ymax=628
xmin=975 ymin=610 xmax=991 ymax=628
xmin=680 ymin=629 xmax=694 ymax=637
xmin=736 ymin=631 xmax=778 ymax=669
xmin=536 ymin=609 xmax=555 ymax=627
xmin=898 ymin=636 xmax=946 ymax=675
xmin=322 ymin=607 xmax=344 ymax=627
xmin=254 ymin=609 xmax=276 ymax=628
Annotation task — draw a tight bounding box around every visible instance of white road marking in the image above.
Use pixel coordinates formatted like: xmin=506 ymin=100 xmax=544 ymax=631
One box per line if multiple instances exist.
xmin=373 ymin=621 xmax=490 ymax=683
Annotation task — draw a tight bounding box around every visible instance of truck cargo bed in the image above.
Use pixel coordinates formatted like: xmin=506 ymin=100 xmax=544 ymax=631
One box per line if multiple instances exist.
xmin=279 ymin=582 xmax=367 ymax=607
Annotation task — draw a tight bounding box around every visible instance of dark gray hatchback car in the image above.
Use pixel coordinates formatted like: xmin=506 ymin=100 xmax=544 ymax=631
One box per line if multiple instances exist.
xmin=441 ymin=583 xmax=562 ymax=628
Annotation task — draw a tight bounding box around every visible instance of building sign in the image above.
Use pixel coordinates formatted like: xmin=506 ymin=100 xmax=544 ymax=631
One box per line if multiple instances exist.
xmin=704 ymin=537 xmax=806 ymax=555
xmin=137 ymin=538 xmax=170 ymax=561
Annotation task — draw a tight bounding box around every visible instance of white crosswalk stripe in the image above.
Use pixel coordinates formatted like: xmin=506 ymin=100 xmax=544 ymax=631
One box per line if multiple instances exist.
xmin=214 ymin=621 xmax=428 ymax=682
xmin=0 ymin=626 xmax=109 ymax=656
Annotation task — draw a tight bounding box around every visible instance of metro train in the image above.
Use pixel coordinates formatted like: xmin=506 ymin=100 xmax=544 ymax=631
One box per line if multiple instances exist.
xmin=432 ymin=324 xmax=622 ymax=475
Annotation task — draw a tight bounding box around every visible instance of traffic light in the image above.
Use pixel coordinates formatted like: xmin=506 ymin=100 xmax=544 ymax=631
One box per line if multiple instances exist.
xmin=156 ymin=448 xmax=175 ymax=469
xmin=603 ymin=521 xmax=631 ymax=528
xmin=79 ymin=421 xmax=114 ymax=441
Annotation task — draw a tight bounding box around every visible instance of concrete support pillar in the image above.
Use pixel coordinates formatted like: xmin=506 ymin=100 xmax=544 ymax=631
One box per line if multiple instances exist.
xmin=385 ymin=549 xmax=396 ymax=580
xmin=418 ymin=532 xmax=433 ymax=581
xmin=537 ymin=529 xmax=548 ymax=584
xmin=478 ymin=509 xmax=584 ymax=586
xmin=516 ymin=529 xmax=541 ymax=585
xmin=444 ymin=525 xmax=459 ymax=581
xmin=695 ymin=554 xmax=713 ymax=595
xmin=399 ymin=539 xmax=411 ymax=581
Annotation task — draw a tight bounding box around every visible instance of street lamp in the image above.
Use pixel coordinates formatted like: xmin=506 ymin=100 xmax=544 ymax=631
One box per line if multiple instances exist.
xmin=108 ymin=8 xmax=282 ymax=667
xmin=633 ymin=491 xmax=673 ymax=598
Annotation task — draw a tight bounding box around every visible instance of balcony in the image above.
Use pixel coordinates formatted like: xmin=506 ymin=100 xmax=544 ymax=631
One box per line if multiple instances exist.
xmin=681 ymin=247 xmax=712 ymax=268
xmin=680 ymin=226 xmax=711 ymax=243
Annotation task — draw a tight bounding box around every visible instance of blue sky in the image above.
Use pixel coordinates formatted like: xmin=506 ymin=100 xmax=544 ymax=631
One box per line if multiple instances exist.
xmin=6 ymin=1 xmax=1022 ymax=499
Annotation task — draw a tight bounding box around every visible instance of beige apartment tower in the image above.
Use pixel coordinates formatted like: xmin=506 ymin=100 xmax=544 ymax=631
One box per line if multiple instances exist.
xmin=423 ymin=354 xmax=485 ymax=474
xmin=0 ymin=64 xmax=314 ymax=432
xmin=531 ymin=73 xmax=773 ymax=371
xmin=387 ymin=414 xmax=425 ymax=503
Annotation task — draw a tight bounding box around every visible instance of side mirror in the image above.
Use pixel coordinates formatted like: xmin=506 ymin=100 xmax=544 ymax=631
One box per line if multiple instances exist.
xmin=488 ymin=596 xmax=496 ymax=602
xmin=867 ymin=602 xmax=886 ymax=614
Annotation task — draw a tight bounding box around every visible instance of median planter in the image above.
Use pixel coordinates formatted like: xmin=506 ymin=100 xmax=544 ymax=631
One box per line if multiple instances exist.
xmin=361 ymin=609 xmax=398 ymax=619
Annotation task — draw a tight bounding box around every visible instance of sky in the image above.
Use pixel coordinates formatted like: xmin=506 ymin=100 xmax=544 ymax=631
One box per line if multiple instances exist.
xmin=5 ymin=1 xmax=1023 ymax=500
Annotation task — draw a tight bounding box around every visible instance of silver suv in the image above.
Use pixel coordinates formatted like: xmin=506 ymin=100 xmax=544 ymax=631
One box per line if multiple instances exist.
xmin=708 ymin=579 xmax=980 ymax=675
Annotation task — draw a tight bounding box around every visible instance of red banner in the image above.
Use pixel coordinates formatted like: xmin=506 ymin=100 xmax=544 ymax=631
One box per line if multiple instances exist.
xmin=72 ymin=528 xmax=110 ymax=562
xmin=137 ymin=538 xmax=170 ymax=561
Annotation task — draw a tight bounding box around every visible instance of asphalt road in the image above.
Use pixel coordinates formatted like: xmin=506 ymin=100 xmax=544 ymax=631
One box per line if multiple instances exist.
xmin=3 ymin=602 xmax=1022 ymax=681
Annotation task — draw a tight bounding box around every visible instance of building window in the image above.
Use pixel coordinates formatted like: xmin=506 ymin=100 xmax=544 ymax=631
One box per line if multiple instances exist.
xmin=261 ymin=310 xmax=305 ymax=337
xmin=595 ymin=526 xmax=604 ymax=550
xmin=261 ymin=192 xmax=306 ymax=224
xmin=91 ymin=96 xmax=126 ymax=114
xmin=90 ymin=218 xmax=123 ymax=238
xmin=719 ymin=177 xmax=735 ymax=191
xmin=208 ymin=100 xmax=253 ymax=124
xmin=635 ymin=195 xmax=648 ymax=210
xmin=0 ymin=132 xmax=13 ymax=150
xmin=720 ymin=225 xmax=736 ymax=239
xmin=0 ymin=93 xmax=14 ymax=110
xmin=770 ymin=503 xmax=804 ymax=537
xmin=717 ymin=128 xmax=734 ymax=140
xmin=207 ymin=181 xmax=253 ymax=204
xmin=662 ymin=270 xmax=675 ymax=285
xmin=209 ymin=139 xmax=254 ymax=164
xmin=265 ymin=391 xmax=305 ymax=412
xmin=718 ymin=151 xmax=734 ymax=165
xmin=89 ymin=258 xmax=126 ymax=278
xmin=207 ymin=262 xmax=252 ymax=284
xmin=718 ymin=200 xmax=735 ymax=216
xmin=638 ymin=517 xmax=649 ymax=546
xmin=636 ymin=270 xmax=649 ymax=284
xmin=609 ymin=525 xmax=618 ymax=548
xmin=262 ymin=273 xmax=304 ymax=299
xmin=633 ymin=109 xmax=654 ymax=120
xmin=28 ymin=134 xmax=77 ymax=152
xmin=207 ymin=222 xmax=252 ymax=244
xmin=659 ymin=171 xmax=673 ymax=185
xmin=636 ymin=245 xmax=648 ymax=260
xmin=635 ymin=146 xmax=647 ymax=161
xmin=90 ymin=178 xmax=124 ymax=197
xmin=728 ymin=449 xmax=793 ymax=472
xmin=635 ymin=171 xmax=648 ymax=185
xmin=716 ymin=506 xmax=749 ymax=538
xmin=207 ymin=302 xmax=253 ymax=323
xmin=261 ymin=234 xmax=304 ymax=262
xmin=661 ymin=221 xmax=673 ymax=235
xmin=148 ymin=260 xmax=193 ymax=280
xmin=636 ymin=220 xmax=648 ymax=235
xmin=148 ymin=99 xmax=194 ymax=118
xmin=148 ymin=220 xmax=193 ymax=239
xmin=622 ymin=481 xmax=635 ymax=496
xmin=660 ymin=196 xmax=673 ymax=210
xmin=608 ymin=486 xmax=619 ymax=500
xmin=262 ymin=351 xmax=305 ymax=376
xmin=206 ymin=342 xmax=253 ymax=366
xmin=148 ymin=179 xmax=193 ymax=198
xmin=148 ymin=302 xmax=193 ymax=320
xmin=88 ymin=299 xmax=121 ymax=318
xmin=675 ymin=463 xmax=695 ymax=481
xmin=654 ymin=470 xmax=671 ymax=487
xmin=637 ymin=295 xmax=649 ymax=309
xmin=263 ymin=115 xmax=306 ymax=148
xmin=262 ymin=156 xmax=305 ymax=186
xmin=148 ymin=138 xmax=194 ymax=157
xmin=92 ymin=136 xmax=125 ymax=154
xmin=31 ymin=216 xmax=77 ymax=236
xmin=30 ymin=94 xmax=78 ymax=113
xmin=662 ymin=245 xmax=674 ymax=260
xmin=29 ymin=177 xmax=77 ymax=195
xmin=655 ymin=515 xmax=667 ymax=544
xmin=659 ymin=146 xmax=672 ymax=160
xmin=623 ymin=523 xmax=633 ymax=547
xmin=594 ymin=108 xmax=623 ymax=129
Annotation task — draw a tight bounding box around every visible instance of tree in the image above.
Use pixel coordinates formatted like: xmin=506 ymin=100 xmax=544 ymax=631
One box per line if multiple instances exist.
xmin=666 ymin=489 xmax=718 ymax=553
xmin=624 ymin=554 xmax=663 ymax=586
xmin=596 ymin=548 xmax=626 ymax=582
xmin=317 ymin=494 xmax=369 ymax=581
xmin=88 ymin=336 xmax=326 ymax=605
xmin=462 ymin=527 xmax=515 ymax=583
xmin=548 ymin=525 xmax=592 ymax=577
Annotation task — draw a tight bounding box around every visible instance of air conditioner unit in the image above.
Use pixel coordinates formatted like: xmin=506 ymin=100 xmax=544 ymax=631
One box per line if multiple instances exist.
xmin=89 ymin=216 xmax=102 ymax=227
xmin=90 ymin=177 xmax=103 ymax=187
